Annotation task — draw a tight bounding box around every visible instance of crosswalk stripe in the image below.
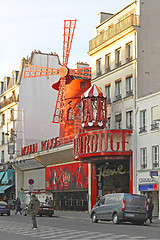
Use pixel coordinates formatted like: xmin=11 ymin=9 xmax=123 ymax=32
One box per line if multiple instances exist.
xmin=0 ymin=219 xmax=156 ymax=239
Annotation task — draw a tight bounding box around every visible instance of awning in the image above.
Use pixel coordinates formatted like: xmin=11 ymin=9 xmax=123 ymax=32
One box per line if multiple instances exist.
xmin=0 ymin=185 xmax=13 ymax=193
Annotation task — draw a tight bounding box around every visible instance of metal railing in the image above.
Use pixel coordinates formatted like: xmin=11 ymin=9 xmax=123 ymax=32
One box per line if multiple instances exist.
xmin=1 ymin=95 xmax=19 ymax=109
xmin=89 ymin=14 xmax=139 ymax=52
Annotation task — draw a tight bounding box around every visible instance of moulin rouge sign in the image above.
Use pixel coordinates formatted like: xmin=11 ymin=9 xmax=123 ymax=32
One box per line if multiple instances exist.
xmin=74 ymin=129 xmax=132 ymax=159
xmin=21 ymin=137 xmax=60 ymax=156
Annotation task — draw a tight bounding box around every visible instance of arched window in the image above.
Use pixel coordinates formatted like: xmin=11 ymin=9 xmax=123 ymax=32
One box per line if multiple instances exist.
xmin=68 ymin=108 xmax=74 ymax=120
xmin=80 ymin=81 xmax=85 ymax=89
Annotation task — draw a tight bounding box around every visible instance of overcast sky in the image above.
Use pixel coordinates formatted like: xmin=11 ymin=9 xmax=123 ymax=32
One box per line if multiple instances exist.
xmin=0 ymin=0 xmax=133 ymax=80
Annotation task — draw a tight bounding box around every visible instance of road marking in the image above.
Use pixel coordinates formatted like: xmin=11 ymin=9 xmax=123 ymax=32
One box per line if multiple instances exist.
xmin=0 ymin=219 xmax=157 ymax=240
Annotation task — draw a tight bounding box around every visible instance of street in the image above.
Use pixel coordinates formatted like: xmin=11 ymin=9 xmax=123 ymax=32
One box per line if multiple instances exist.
xmin=0 ymin=212 xmax=159 ymax=240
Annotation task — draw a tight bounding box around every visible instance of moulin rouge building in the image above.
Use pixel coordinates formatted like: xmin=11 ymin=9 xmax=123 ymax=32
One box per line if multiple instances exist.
xmin=18 ymin=83 xmax=132 ymax=211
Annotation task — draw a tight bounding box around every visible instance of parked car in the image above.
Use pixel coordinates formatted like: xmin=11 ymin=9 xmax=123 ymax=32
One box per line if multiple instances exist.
xmin=24 ymin=202 xmax=54 ymax=217
xmin=0 ymin=201 xmax=11 ymax=216
xmin=38 ymin=202 xmax=54 ymax=217
xmin=90 ymin=193 xmax=148 ymax=225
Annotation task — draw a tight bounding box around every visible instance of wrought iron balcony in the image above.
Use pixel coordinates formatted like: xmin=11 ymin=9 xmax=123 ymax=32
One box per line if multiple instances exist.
xmin=89 ymin=14 xmax=139 ymax=52
xmin=0 ymin=95 xmax=19 ymax=109
xmin=151 ymin=122 xmax=159 ymax=131
xmin=126 ymin=90 xmax=133 ymax=97
xmin=139 ymin=126 xmax=147 ymax=133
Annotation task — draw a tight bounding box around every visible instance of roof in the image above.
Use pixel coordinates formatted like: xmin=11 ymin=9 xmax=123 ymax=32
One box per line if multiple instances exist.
xmin=81 ymin=84 xmax=104 ymax=98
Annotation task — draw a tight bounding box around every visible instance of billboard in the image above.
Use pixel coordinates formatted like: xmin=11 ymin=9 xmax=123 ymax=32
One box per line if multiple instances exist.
xmin=45 ymin=162 xmax=88 ymax=191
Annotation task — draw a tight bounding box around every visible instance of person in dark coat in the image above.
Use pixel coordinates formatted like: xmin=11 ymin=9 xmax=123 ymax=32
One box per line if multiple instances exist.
xmin=15 ymin=198 xmax=22 ymax=215
xmin=95 ymin=196 xmax=100 ymax=206
xmin=147 ymin=198 xmax=154 ymax=223
xmin=27 ymin=194 xmax=40 ymax=230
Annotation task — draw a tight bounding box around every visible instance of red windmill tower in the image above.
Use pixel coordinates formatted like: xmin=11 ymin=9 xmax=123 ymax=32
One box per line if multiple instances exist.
xmin=24 ymin=20 xmax=91 ymax=140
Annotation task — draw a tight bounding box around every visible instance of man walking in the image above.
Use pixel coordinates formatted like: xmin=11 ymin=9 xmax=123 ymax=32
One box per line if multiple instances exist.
xmin=28 ymin=194 xmax=40 ymax=230
xmin=147 ymin=198 xmax=154 ymax=223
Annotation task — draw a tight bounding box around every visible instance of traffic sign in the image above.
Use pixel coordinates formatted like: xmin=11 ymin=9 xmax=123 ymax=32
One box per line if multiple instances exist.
xmin=28 ymin=179 xmax=34 ymax=185
xmin=150 ymin=171 xmax=158 ymax=177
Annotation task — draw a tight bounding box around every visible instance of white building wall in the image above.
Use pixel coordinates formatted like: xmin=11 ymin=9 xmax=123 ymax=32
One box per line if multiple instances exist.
xmin=17 ymin=52 xmax=61 ymax=149
xmin=23 ymin=168 xmax=45 ymax=190
xmin=136 ymin=92 xmax=160 ymax=218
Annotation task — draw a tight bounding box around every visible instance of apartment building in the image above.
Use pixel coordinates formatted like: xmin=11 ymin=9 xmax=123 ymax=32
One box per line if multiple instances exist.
xmin=0 ymin=51 xmax=61 ymax=200
xmin=88 ymin=0 xmax=160 ymax=217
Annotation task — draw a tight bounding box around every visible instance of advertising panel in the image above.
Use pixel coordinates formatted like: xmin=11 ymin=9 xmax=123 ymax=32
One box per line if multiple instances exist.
xmin=45 ymin=162 xmax=88 ymax=191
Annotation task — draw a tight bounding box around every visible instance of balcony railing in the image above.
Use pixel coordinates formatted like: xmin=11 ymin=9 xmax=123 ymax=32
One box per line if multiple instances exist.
xmin=151 ymin=122 xmax=159 ymax=131
xmin=1 ymin=95 xmax=19 ymax=109
xmin=89 ymin=14 xmax=139 ymax=52
xmin=139 ymin=126 xmax=147 ymax=133
xmin=126 ymin=90 xmax=133 ymax=97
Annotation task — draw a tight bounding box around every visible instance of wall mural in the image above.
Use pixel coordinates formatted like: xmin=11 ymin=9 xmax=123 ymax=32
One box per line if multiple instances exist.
xmin=45 ymin=162 xmax=88 ymax=191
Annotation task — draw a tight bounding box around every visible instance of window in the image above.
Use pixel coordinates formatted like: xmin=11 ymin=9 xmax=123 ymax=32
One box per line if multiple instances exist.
xmin=2 ymin=114 xmax=5 ymax=125
xmin=126 ymin=42 xmax=132 ymax=62
xmin=96 ymin=59 xmax=102 ymax=77
xmin=67 ymin=108 xmax=74 ymax=120
xmin=140 ymin=148 xmax=147 ymax=169
xmin=140 ymin=110 xmax=147 ymax=133
xmin=105 ymin=54 xmax=111 ymax=72
xmin=126 ymin=110 xmax=133 ymax=129
xmin=115 ymin=113 xmax=121 ymax=129
xmin=152 ymin=146 xmax=159 ymax=168
xmin=1 ymin=150 xmax=4 ymax=164
xmin=106 ymin=116 xmax=111 ymax=129
xmin=105 ymin=84 xmax=111 ymax=103
xmin=10 ymin=109 xmax=14 ymax=122
xmin=115 ymin=80 xmax=121 ymax=100
xmin=80 ymin=81 xmax=85 ymax=89
xmin=2 ymin=132 xmax=5 ymax=145
xmin=151 ymin=107 xmax=159 ymax=131
xmin=115 ymin=48 xmax=121 ymax=67
xmin=126 ymin=75 xmax=133 ymax=96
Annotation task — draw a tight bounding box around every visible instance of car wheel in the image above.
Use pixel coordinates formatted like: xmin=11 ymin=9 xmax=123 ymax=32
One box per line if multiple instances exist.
xmin=92 ymin=213 xmax=98 ymax=223
xmin=39 ymin=214 xmax=42 ymax=217
xmin=7 ymin=212 xmax=10 ymax=216
xmin=49 ymin=214 xmax=52 ymax=217
xmin=113 ymin=213 xmax=119 ymax=224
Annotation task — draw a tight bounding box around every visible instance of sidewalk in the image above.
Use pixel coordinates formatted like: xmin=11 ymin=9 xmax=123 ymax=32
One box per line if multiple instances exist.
xmin=54 ymin=211 xmax=160 ymax=225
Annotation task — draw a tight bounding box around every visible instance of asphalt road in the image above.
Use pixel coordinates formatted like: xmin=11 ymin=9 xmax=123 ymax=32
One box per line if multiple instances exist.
xmin=0 ymin=212 xmax=159 ymax=240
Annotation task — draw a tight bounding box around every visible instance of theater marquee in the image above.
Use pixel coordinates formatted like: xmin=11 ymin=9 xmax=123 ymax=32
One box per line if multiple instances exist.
xmin=74 ymin=129 xmax=132 ymax=160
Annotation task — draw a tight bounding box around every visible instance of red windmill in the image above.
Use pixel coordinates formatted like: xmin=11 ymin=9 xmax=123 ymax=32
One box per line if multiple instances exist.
xmin=24 ymin=20 xmax=91 ymax=124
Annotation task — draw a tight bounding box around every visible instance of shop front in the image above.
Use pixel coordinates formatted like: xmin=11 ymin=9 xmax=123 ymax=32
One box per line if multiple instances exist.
xmin=138 ymin=174 xmax=159 ymax=217
xmin=74 ymin=129 xmax=133 ymax=209
xmin=96 ymin=159 xmax=130 ymax=197
xmin=45 ymin=162 xmax=89 ymax=211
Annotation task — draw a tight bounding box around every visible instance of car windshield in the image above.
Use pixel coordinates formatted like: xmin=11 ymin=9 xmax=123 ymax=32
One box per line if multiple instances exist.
xmin=0 ymin=201 xmax=7 ymax=205
xmin=40 ymin=202 xmax=50 ymax=206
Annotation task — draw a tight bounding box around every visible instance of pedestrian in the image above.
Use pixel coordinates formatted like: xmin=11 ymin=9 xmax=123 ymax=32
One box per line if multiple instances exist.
xmin=12 ymin=198 xmax=16 ymax=211
xmin=15 ymin=198 xmax=22 ymax=215
xmin=95 ymin=196 xmax=100 ymax=206
xmin=27 ymin=194 xmax=40 ymax=230
xmin=147 ymin=198 xmax=154 ymax=223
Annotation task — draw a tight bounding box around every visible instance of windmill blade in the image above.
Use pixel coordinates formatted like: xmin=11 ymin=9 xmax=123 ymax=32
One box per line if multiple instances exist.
xmin=24 ymin=65 xmax=60 ymax=78
xmin=69 ymin=67 xmax=91 ymax=79
xmin=63 ymin=20 xmax=77 ymax=66
xmin=52 ymin=77 xmax=66 ymax=123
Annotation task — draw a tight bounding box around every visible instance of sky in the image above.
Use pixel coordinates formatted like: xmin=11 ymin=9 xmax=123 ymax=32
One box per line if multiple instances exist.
xmin=0 ymin=0 xmax=133 ymax=80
